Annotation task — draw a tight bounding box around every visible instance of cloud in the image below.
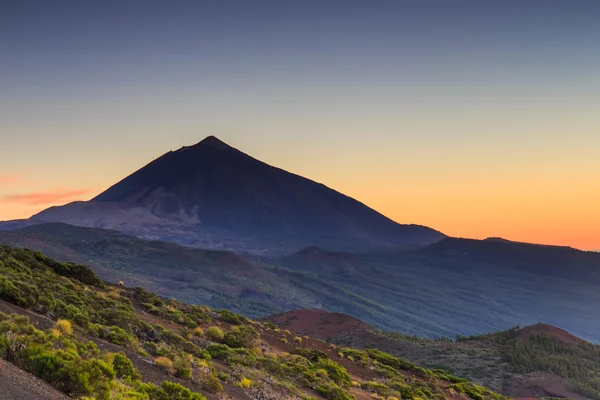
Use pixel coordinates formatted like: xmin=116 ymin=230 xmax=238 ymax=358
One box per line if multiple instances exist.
xmin=0 ymin=174 xmax=21 ymax=184
xmin=1 ymin=187 xmax=94 ymax=205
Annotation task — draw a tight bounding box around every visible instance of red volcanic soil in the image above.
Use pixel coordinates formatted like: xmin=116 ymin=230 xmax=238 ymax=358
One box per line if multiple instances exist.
xmin=517 ymin=323 xmax=583 ymax=345
xmin=263 ymin=309 xmax=377 ymax=340
xmin=504 ymin=372 xmax=588 ymax=400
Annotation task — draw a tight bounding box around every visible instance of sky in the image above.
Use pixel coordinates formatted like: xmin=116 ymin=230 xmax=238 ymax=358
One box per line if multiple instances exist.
xmin=1 ymin=0 xmax=599 ymax=250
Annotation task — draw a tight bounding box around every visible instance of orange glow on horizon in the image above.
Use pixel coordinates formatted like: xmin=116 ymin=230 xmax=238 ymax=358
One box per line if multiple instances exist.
xmin=1 ymin=175 xmax=598 ymax=251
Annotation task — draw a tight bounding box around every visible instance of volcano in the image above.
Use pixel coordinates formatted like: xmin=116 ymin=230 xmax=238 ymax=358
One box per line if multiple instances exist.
xmin=26 ymin=136 xmax=444 ymax=254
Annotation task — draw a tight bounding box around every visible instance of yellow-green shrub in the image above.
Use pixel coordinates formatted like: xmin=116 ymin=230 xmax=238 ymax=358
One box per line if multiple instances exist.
xmin=206 ymin=326 xmax=224 ymax=341
xmin=55 ymin=319 xmax=73 ymax=335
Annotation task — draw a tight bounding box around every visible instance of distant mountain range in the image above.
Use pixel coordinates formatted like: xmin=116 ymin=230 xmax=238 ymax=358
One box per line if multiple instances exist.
xmin=1 ymin=222 xmax=599 ymax=343
xmin=0 ymin=136 xmax=443 ymax=255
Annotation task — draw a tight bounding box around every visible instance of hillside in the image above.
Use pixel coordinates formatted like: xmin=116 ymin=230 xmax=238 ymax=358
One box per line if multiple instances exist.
xmin=0 ymin=245 xmax=506 ymax=400
xmin=0 ymin=222 xmax=301 ymax=317
xmin=280 ymin=242 xmax=600 ymax=342
xmin=264 ymin=309 xmax=378 ymax=340
xmin=418 ymin=237 xmax=600 ymax=283
xmin=1 ymin=223 xmax=600 ymax=342
xmin=266 ymin=309 xmax=600 ymax=400
xmin=8 ymin=136 xmax=444 ymax=255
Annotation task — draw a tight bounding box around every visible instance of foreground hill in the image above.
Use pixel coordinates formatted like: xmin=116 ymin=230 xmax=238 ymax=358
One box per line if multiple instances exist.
xmin=9 ymin=135 xmax=443 ymax=255
xmin=0 ymin=245 xmax=505 ymax=400
xmin=1 ymin=223 xmax=600 ymax=342
xmin=266 ymin=309 xmax=600 ymax=400
xmin=0 ymin=222 xmax=302 ymax=317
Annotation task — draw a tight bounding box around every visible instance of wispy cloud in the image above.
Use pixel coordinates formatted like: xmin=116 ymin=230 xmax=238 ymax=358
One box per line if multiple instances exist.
xmin=0 ymin=174 xmax=22 ymax=184
xmin=1 ymin=187 xmax=94 ymax=205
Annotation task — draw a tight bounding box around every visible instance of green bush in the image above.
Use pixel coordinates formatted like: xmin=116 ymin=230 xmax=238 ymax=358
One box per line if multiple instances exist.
xmin=174 ymin=355 xmax=193 ymax=379
xmin=219 ymin=310 xmax=241 ymax=325
xmin=316 ymin=383 xmax=354 ymax=400
xmin=113 ymin=353 xmax=141 ymax=380
xmin=314 ymin=358 xmax=351 ymax=386
xmin=206 ymin=326 xmax=225 ymax=342
xmin=161 ymin=381 xmax=206 ymax=400
xmin=200 ymin=372 xmax=224 ymax=393
xmin=206 ymin=343 xmax=233 ymax=359
xmin=99 ymin=326 xmax=135 ymax=346
xmin=223 ymin=325 xmax=259 ymax=348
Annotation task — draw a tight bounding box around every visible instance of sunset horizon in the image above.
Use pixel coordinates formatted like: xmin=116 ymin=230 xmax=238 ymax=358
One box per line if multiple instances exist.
xmin=1 ymin=134 xmax=598 ymax=251
xmin=2 ymin=1 xmax=599 ymax=250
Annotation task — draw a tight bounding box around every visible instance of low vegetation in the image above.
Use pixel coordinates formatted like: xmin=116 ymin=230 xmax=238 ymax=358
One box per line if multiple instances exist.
xmin=0 ymin=245 xmax=507 ymax=399
xmin=461 ymin=326 xmax=600 ymax=399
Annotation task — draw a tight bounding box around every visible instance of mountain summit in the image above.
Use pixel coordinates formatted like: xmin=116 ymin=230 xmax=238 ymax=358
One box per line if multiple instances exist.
xmin=30 ymin=136 xmax=444 ymax=254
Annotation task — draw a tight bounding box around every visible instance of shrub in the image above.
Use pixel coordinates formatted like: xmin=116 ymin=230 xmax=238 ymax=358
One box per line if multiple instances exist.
xmin=294 ymin=336 xmax=303 ymax=343
xmin=223 ymin=325 xmax=259 ymax=348
xmin=0 ymin=277 xmax=38 ymax=307
xmin=314 ymin=358 xmax=351 ymax=386
xmin=155 ymin=356 xmax=174 ymax=373
xmin=316 ymin=369 xmax=329 ymax=378
xmin=206 ymin=343 xmax=232 ymax=359
xmin=55 ymin=319 xmax=73 ymax=335
xmin=23 ymin=347 xmax=115 ymax=397
xmin=280 ymin=337 xmax=288 ymax=344
xmin=32 ymin=252 xmax=105 ymax=288
xmin=160 ymin=381 xmax=206 ymax=400
xmin=365 ymin=348 xmax=416 ymax=372
xmin=193 ymin=327 xmax=204 ymax=336
xmin=239 ymin=377 xmax=252 ymax=389
xmin=316 ymin=383 xmax=354 ymax=400
xmin=113 ymin=353 xmax=141 ymax=380
xmin=174 ymin=354 xmax=193 ymax=379
xmin=200 ymin=373 xmax=224 ymax=393
xmin=296 ymin=347 xmax=328 ymax=362
xmin=99 ymin=326 xmax=134 ymax=346
xmin=206 ymin=326 xmax=224 ymax=342
xmin=360 ymin=381 xmax=393 ymax=397
xmin=219 ymin=310 xmax=241 ymax=325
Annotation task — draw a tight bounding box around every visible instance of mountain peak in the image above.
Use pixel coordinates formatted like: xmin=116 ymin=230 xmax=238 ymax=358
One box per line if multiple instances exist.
xmin=192 ymin=135 xmax=232 ymax=151
xmin=173 ymin=136 xmax=233 ymax=154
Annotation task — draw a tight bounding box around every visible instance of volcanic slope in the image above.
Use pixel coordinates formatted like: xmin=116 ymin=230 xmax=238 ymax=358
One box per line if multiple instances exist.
xmin=21 ymin=135 xmax=444 ymax=255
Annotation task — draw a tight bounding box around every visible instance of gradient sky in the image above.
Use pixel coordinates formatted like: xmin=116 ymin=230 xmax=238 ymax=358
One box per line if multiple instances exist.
xmin=1 ymin=1 xmax=599 ymax=249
